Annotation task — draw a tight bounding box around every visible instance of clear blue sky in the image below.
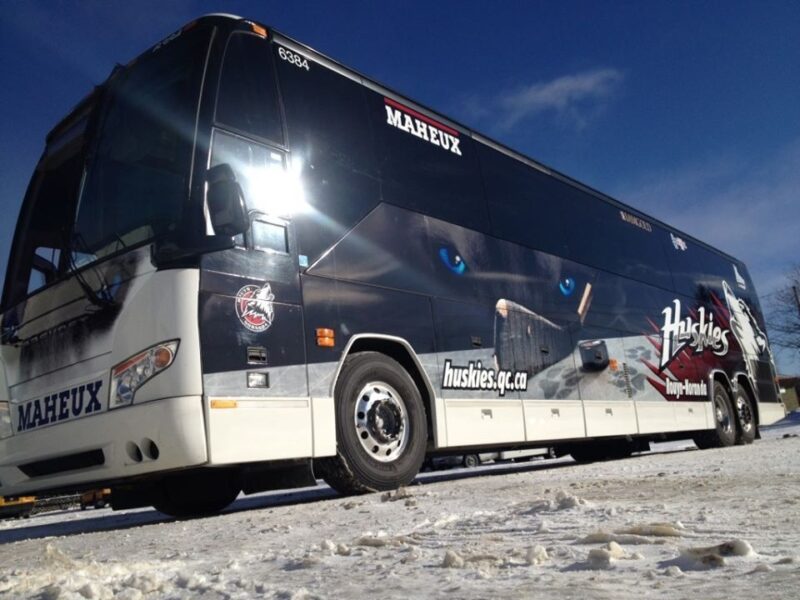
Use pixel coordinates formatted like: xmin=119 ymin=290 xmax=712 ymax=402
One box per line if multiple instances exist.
xmin=1 ymin=0 xmax=798 ymax=372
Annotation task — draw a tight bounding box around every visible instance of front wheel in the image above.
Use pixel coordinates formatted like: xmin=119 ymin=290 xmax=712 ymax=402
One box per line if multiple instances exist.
xmin=317 ymin=352 xmax=428 ymax=495
xmin=153 ymin=469 xmax=240 ymax=519
xmin=694 ymin=381 xmax=737 ymax=449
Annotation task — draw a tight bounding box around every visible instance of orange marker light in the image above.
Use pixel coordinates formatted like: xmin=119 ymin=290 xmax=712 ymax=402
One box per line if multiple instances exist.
xmin=210 ymin=399 xmax=238 ymax=409
xmin=153 ymin=347 xmax=173 ymax=369
xmin=609 ymin=359 xmax=619 ymax=371
xmin=250 ymin=23 xmax=268 ymax=38
xmin=316 ymin=327 xmax=335 ymax=347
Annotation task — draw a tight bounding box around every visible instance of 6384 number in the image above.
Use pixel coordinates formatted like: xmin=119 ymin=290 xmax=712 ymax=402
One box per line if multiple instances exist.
xmin=278 ymin=46 xmax=310 ymax=71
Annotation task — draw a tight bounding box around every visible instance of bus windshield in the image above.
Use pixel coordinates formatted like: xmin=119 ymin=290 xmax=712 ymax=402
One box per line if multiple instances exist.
xmin=70 ymin=27 xmax=210 ymax=266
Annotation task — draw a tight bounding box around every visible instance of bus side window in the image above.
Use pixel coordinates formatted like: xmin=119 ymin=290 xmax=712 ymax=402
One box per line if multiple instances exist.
xmin=251 ymin=219 xmax=288 ymax=254
xmin=216 ymin=32 xmax=283 ymax=145
xmin=27 ymin=247 xmax=61 ymax=294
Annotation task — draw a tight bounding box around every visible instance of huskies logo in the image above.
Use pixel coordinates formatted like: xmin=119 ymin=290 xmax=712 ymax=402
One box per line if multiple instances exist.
xmin=658 ymin=299 xmax=730 ymax=368
xmin=235 ymin=283 xmax=275 ymax=333
xmin=643 ymin=279 xmax=774 ymax=401
xmin=723 ymin=280 xmax=770 ymax=380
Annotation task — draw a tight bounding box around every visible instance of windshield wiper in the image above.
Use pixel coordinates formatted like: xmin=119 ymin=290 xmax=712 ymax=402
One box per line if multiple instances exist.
xmin=67 ymin=232 xmax=118 ymax=309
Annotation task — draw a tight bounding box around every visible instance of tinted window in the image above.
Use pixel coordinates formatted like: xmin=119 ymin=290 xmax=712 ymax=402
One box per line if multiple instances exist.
xmin=367 ymin=91 xmax=489 ymax=232
xmin=252 ymin=219 xmax=288 ymax=253
xmin=276 ymin=49 xmax=379 ymax=262
xmin=1 ymin=110 xmax=88 ymax=309
xmin=209 ymin=130 xmax=291 ymax=216
xmin=479 ymin=145 xmax=570 ymax=257
xmin=480 ymin=143 xmax=672 ymax=289
xmin=74 ymin=28 xmax=210 ymax=260
xmin=216 ymin=33 xmax=283 ymax=143
xmin=566 ymin=188 xmax=673 ymax=290
xmin=665 ymin=232 xmax=741 ymax=298
xmin=582 ymin=271 xmax=675 ymax=335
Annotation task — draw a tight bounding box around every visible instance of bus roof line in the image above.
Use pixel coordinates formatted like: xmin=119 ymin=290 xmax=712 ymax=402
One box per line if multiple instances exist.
xmin=114 ymin=14 xmax=736 ymax=266
xmin=264 ymin=22 xmax=739 ymax=265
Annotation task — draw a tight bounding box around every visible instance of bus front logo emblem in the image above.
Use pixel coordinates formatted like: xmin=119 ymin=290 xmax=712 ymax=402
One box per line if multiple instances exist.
xmin=235 ymin=283 xmax=275 ymax=333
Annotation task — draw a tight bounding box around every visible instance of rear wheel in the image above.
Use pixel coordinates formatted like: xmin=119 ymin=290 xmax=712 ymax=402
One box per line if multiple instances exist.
xmin=567 ymin=443 xmax=601 ymax=463
xmin=693 ymin=381 xmax=737 ymax=449
xmin=463 ymin=454 xmax=480 ymax=468
xmin=317 ymin=352 xmax=428 ymax=495
xmin=733 ymin=387 xmax=757 ymax=445
xmin=568 ymin=440 xmax=634 ymax=463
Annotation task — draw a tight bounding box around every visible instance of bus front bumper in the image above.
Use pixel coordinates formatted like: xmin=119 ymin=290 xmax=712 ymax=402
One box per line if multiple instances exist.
xmin=0 ymin=395 xmax=208 ymax=497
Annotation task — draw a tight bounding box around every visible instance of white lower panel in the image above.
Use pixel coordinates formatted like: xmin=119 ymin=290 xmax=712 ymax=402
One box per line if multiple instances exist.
xmin=207 ymin=397 xmax=313 ymax=464
xmin=636 ymin=402 xmax=676 ymax=434
xmin=637 ymin=401 xmax=708 ymax=434
xmin=0 ymin=396 xmax=208 ymax=496
xmin=523 ymin=400 xmax=585 ymax=441
xmin=444 ymin=399 xmax=525 ymax=447
xmin=311 ymin=397 xmax=336 ymax=457
xmin=758 ymin=402 xmax=787 ymax=426
xmin=434 ymin=396 xmax=448 ymax=448
xmin=584 ymin=400 xmax=638 ymax=437
xmin=673 ymin=401 xmax=707 ymax=431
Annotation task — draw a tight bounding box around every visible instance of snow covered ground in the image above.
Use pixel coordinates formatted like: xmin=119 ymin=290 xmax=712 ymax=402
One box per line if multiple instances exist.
xmin=2 ymin=415 xmax=799 ymax=600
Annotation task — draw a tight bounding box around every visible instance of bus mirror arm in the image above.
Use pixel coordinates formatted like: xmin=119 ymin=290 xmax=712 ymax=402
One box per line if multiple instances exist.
xmin=206 ymin=163 xmax=249 ymax=237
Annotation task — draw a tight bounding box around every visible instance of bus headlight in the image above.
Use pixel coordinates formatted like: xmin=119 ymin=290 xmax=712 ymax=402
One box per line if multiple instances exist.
xmin=109 ymin=340 xmax=179 ymax=409
xmin=0 ymin=401 xmax=12 ymax=439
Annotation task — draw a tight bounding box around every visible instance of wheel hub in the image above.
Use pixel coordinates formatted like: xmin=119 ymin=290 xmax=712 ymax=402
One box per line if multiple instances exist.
xmin=735 ymin=394 xmax=754 ymax=433
xmin=354 ymin=382 xmax=409 ymax=463
xmin=714 ymin=393 xmax=732 ymax=434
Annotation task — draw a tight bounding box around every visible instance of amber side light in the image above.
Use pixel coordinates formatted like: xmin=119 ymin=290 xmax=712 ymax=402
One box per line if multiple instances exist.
xmin=316 ymin=328 xmax=335 ymax=348
xmin=210 ymin=399 xmax=238 ymax=409
xmin=249 ymin=23 xmax=268 ymax=37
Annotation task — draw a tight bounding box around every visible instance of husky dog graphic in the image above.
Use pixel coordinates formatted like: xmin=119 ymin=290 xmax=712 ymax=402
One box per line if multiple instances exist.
xmin=722 ymin=280 xmax=770 ymax=381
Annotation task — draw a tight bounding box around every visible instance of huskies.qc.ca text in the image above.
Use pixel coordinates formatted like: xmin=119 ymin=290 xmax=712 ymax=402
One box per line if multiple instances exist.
xmin=442 ymin=359 xmax=528 ymax=396
xmin=16 ymin=380 xmax=103 ymax=432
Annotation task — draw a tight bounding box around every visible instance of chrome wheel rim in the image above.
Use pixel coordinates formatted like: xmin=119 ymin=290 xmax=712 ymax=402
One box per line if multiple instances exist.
xmin=714 ymin=392 xmax=733 ymax=435
xmin=354 ymin=382 xmax=409 ymax=463
xmin=735 ymin=393 xmax=754 ymax=434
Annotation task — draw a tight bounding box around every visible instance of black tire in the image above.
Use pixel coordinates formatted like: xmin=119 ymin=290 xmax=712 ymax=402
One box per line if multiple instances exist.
xmin=153 ymin=469 xmax=240 ymax=518
xmin=316 ymin=352 xmax=428 ymax=495
xmin=601 ymin=440 xmax=635 ymax=460
xmin=463 ymin=454 xmax=480 ymax=468
xmin=693 ymin=381 xmax=737 ymax=449
xmin=568 ymin=440 xmax=633 ymax=463
xmin=567 ymin=443 xmax=600 ymax=463
xmin=733 ymin=386 xmax=757 ymax=445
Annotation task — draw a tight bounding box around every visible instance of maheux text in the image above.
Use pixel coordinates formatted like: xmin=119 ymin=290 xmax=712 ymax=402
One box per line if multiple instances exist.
xmin=384 ymin=100 xmax=462 ymax=156
xmin=16 ymin=380 xmax=103 ymax=432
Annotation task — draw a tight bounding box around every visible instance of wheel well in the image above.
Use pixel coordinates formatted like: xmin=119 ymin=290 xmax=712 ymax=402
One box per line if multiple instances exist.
xmin=346 ymin=338 xmax=435 ymax=441
xmin=712 ymin=372 xmax=733 ymax=400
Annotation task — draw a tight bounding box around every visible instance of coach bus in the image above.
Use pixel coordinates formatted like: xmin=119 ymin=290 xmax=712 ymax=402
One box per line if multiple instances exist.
xmin=0 ymin=15 xmax=785 ymax=517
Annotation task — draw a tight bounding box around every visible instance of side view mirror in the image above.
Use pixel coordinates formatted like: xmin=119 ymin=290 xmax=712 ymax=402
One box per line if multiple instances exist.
xmin=206 ymin=163 xmax=249 ymax=237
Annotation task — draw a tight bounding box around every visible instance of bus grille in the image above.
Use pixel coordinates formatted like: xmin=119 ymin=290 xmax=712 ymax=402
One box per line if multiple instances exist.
xmin=18 ymin=449 xmax=105 ymax=478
